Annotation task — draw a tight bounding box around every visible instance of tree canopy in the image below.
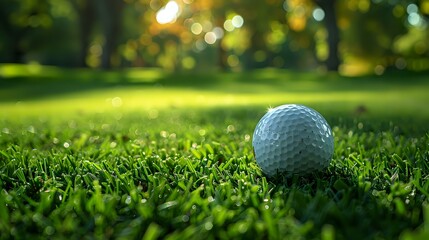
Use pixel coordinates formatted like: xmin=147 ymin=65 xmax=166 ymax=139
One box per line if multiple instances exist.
xmin=0 ymin=0 xmax=428 ymax=74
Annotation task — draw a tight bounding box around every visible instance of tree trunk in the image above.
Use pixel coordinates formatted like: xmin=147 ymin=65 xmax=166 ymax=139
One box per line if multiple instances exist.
xmin=243 ymin=30 xmax=266 ymax=69
xmin=72 ymin=0 xmax=96 ymax=68
xmin=95 ymin=0 xmax=124 ymax=69
xmin=315 ymin=0 xmax=340 ymax=71
xmin=0 ymin=7 xmax=25 ymax=63
xmin=216 ymin=17 xmax=227 ymax=70
xmin=10 ymin=38 xmax=24 ymax=63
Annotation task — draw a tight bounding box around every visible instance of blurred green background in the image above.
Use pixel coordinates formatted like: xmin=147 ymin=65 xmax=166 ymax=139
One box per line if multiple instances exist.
xmin=1 ymin=0 xmax=429 ymax=75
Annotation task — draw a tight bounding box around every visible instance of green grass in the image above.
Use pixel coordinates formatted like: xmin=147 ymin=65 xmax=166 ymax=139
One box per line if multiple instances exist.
xmin=1 ymin=64 xmax=429 ymax=239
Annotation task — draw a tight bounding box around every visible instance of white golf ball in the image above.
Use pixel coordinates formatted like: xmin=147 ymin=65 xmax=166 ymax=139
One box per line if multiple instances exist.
xmin=252 ymin=104 xmax=334 ymax=176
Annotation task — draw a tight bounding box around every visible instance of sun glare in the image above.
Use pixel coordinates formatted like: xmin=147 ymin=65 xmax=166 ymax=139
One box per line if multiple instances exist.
xmin=156 ymin=1 xmax=180 ymax=24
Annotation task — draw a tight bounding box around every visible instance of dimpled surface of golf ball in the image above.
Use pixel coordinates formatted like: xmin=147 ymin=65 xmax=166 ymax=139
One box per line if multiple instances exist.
xmin=252 ymin=104 xmax=334 ymax=176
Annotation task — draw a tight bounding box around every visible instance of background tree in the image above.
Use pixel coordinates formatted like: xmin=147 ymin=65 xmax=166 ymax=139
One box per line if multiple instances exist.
xmin=0 ymin=0 xmax=52 ymax=63
xmin=72 ymin=0 xmax=96 ymax=68
xmin=72 ymin=0 xmax=125 ymax=69
xmin=0 ymin=0 xmax=428 ymax=73
xmin=339 ymin=0 xmax=409 ymax=72
xmin=95 ymin=0 xmax=125 ymax=69
xmin=314 ymin=0 xmax=340 ymax=71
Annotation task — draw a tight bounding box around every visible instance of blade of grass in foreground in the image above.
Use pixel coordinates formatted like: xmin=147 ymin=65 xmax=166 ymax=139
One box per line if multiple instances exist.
xmin=0 ymin=106 xmax=429 ymax=239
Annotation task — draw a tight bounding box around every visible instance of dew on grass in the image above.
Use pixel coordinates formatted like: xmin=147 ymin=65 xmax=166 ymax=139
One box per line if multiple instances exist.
xmin=1 ymin=192 xmax=12 ymax=202
xmin=204 ymin=221 xmax=213 ymax=231
xmin=199 ymin=129 xmax=206 ymax=136
xmin=244 ymin=134 xmax=250 ymax=142
xmin=182 ymin=215 xmax=189 ymax=222
xmin=63 ymin=142 xmax=70 ymax=148
xmin=89 ymin=136 xmax=100 ymax=143
xmin=44 ymin=226 xmax=55 ymax=236
xmin=111 ymin=97 xmax=123 ymax=107
xmin=160 ymin=131 xmax=168 ymax=138
xmin=227 ymin=125 xmax=235 ymax=133
xmin=27 ymin=125 xmax=36 ymax=134
xmin=125 ymin=196 xmax=132 ymax=204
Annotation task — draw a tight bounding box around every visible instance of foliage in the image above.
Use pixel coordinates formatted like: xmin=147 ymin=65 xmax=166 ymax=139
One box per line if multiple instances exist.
xmin=0 ymin=0 xmax=78 ymax=65
xmin=0 ymin=0 xmax=428 ymax=73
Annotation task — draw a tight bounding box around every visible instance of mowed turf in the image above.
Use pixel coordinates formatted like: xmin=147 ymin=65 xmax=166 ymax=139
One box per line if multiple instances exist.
xmin=1 ymin=64 xmax=429 ymax=239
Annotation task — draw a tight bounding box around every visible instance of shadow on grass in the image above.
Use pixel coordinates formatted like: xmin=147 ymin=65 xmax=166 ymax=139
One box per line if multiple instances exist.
xmin=1 ymin=64 xmax=429 ymax=102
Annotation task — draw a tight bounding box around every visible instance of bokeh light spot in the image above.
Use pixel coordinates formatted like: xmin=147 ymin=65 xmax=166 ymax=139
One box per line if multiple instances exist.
xmin=408 ymin=13 xmax=423 ymax=27
xmin=283 ymin=0 xmax=288 ymax=11
xmin=204 ymin=32 xmax=217 ymax=44
xmin=395 ymin=58 xmax=407 ymax=70
xmin=156 ymin=1 xmax=180 ymax=24
xmin=374 ymin=65 xmax=385 ymax=75
xmin=254 ymin=51 xmax=266 ymax=62
xmin=223 ymin=20 xmax=234 ymax=32
xmin=191 ymin=23 xmax=203 ymax=35
xmin=232 ymin=15 xmax=244 ymax=28
xmin=182 ymin=56 xmax=195 ymax=69
xmin=227 ymin=55 xmax=239 ymax=67
xmin=312 ymin=8 xmax=325 ymax=21
xmin=213 ymin=27 xmax=224 ymax=39
xmin=112 ymin=97 xmax=123 ymax=107
xmin=407 ymin=3 xmax=418 ymax=14
xmin=195 ymin=39 xmax=207 ymax=51
xmin=202 ymin=21 xmax=213 ymax=32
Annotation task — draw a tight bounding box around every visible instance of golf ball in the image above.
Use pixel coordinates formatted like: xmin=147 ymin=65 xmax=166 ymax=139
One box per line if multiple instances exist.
xmin=252 ymin=104 xmax=334 ymax=176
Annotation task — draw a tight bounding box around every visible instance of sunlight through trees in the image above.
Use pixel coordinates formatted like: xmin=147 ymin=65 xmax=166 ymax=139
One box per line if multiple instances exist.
xmin=0 ymin=0 xmax=428 ymax=74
